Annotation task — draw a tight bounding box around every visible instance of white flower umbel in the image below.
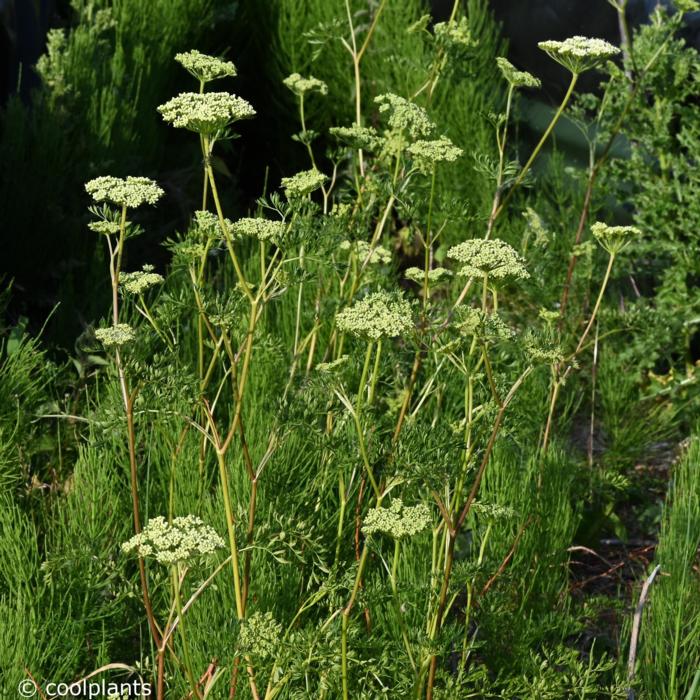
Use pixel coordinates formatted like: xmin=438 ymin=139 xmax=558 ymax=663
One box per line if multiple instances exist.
xmin=95 ymin=323 xmax=135 ymax=347
xmin=85 ymin=176 xmax=163 ymax=208
xmin=335 ymin=291 xmax=413 ymax=340
xmin=433 ymin=17 xmax=473 ymax=51
xmin=192 ymin=210 xmax=222 ymax=239
xmin=496 ymin=57 xmax=541 ymax=89
xmin=447 ymin=238 xmax=529 ymax=280
xmin=538 ymin=36 xmax=620 ymax=74
xmin=407 ymin=136 xmax=463 ymax=172
xmin=362 ymin=499 xmax=431 ymax=540
xmin=231 ymin=217 xmax=286 ymax=243
xmin=175 ymin=50 xmax=237 ymax=83
xmin=283 ymin=72 xmax=328 ymax=97
xmin=120 ymin=265 xmax=164 ymax=295
xmin=340 ymin=240 xmax=392 ymax=265
xmin=404 ymin=266 xmax=452 ymax=285
xmin=590 ymin=221 xmax=641 ymax=254
xmin=88 ymin=221 xmax=122 ymax=236
xmin=375 ymin=93 xmax=435 ymax=140
xmin=121 ymin=515 xmax=225 ymax=565
xmin=330 ymin=125 xmax=383 ymax=151
xmin=281 ymin=168 xmax=327 ymax=198
xmin=157 ymin=92 xmax=256 ymax=135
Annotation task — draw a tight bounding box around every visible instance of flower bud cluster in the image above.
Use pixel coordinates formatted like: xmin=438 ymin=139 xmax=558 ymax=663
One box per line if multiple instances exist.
xmin=433 ymin=17 xmax=473 ymax=52
xmin=362 ymin=499 xmax=432 ymax=540
xmin=175 ymin=50 xmax=237 ymax=83
xmin=231 ymin=217 xmax=286 ymax=243
xmin=330 ymin=125 xmax=382 ymax=151
xmin=375 ymin=94 xmax=435 ymax=140
xmin=407 ymin=136 xmax=463 ymax=172
xmin=538 ymin=36 xmax=620 ymax=74
xmin=335 ymin=291 xmax=413 ymax=340
xmin=496 ymin=57 xmax=541 ymax=89
xmin=85 ymin=176 xmax=163 ymax=209
xmin=281 ymin=169 xmax=328 ymax=198
xmin=447 ymin=238 xmax=529 ymax=280
xmin=340 ymin=240 xmax=392 ymax=265
xmin=591 ymin=221 xmax=641 ymax=254
xmin=158 ymin=92 xmax=256 ymax=135
xmin=120 ymin=265 xmax=164 ymax=295
xmin=121 ymin=515 xmax=224 ymax=565
xmin=283 ymin=72 xmax=328 ymax=97
xmin=95 ymin=324 xmax=135 ymax=347
xmin=404 ymin=267 xmax=452 ymax=284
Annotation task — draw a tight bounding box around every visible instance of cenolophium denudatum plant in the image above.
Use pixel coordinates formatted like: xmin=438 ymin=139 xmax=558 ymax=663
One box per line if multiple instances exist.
xmin=73 ymin=2 xmax=700 ymax=697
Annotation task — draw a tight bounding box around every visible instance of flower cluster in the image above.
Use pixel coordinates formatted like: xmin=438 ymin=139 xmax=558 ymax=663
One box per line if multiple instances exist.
xmin=283 ymin=72 xmax=328 ymax=97
xmin=404 ymin=266 xmax=452 ymax=284
xmin=591 ymin=221 xmax=641 ymax=254
xmin=538 ymin=36 xmax=620 ymax=74
xmin=231 ymin=217 xmax=286 ymax=243
xmin=340 ymin=240 xmax=392 ymax=265
xmin=85 ymin=176 xmax=163 ymax=209
xmin=330 ymin=125 xmax=382 ymax=151
xmin=496 ymin=57 xmax=541 ymax=89
xmin=120 ymin=265 xmax=164 ymax=295
xmin=88 ymin=221 xmax=122 ymax=236
xmin=157 ymin=92 xmax=256 ymax=135
xmin=191 ymin=210 xmax=222 ymax=239
xmin=362 ymin=499 xmax=432 ymax=540
xmin=237 ymin=612 xmax=282 ymax=660
xmin=121 ymin=515 xmax=224 ymax=565
xmin=447 ymin=238 xmax=529 ymax=280
xmin=335 ymin=291 xmax=413 ymax=340
xmin=433 ymin=17 xmax=474 ymax=53
xmin=407 ymin=136 xmax=463 ymax=172
xmin=95 ymin=324 xmax=135 ymax=347
xmin=375 ymin=93 xmax=435 ymax=140
xmin=175 ymin=50 xmax=237 ymax=83
xmin=281 ymin=168 xmax=327 ymax=198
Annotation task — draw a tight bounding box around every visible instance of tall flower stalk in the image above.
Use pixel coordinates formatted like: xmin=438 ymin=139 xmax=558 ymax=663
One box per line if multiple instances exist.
xmin=86 ymin=175 xmax=164 ymax=651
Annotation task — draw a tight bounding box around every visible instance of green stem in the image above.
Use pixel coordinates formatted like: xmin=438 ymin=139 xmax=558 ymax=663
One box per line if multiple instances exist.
xmin=390 ymin=539 xmax=416 ymax=671
xmin=356 ymin=341 xmax=374 ymax=415
xmin=368 ymin=340 xmax=382 ymax=406
xmin=543 ymin=252 xmax=616 ymax=452
xmin=293 ymin=245 xmax=305 ymax=356
xmin=172 ymin=565 xmax=202 ymax=700
xmin=334 ymin=472 xmax=347 ymax=566
xmin=495 ymin=71 xmax=579 ymax=219
xmin=108 ymin=207 xmax=160 ymax=649
xmin=216 ymin=449 xmax=244 ymax=618
xmin=422 ymin=167 xmax=437 ymax=306
xmin=341 ymin=533 xmax=373 ymax=700
xmin=202 ymin=136 xmax=254 ymax=302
